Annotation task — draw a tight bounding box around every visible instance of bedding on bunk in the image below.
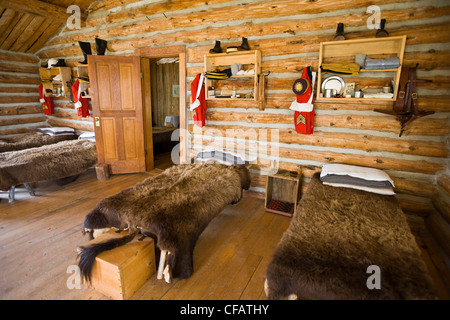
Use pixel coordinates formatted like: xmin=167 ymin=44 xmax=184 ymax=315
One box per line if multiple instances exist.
xmin=0 ymin=131 xmax=76 ymax=153
xmin=78 ymin=163 xmax=251 ymax=284
xmin=265 ymin=171 xmax=437 ymax=300
xmin=0 ymin=139 xmax=97 ymax=192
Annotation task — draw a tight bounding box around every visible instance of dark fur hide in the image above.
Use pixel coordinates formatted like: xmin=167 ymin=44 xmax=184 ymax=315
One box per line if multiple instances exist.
xmin=0 ymin=140 xmax=97 ymax=191
xmin=78 ymin=163 xmax=251 ymax=283
xmin=0 ymin=132 xmax=76 ymax=153
xmin=266 ymin=172 xmax=437 ymax=300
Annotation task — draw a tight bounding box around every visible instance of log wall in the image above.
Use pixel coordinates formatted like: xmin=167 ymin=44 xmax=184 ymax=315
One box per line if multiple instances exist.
xmin=29 ymin=0 xmax=450 ymax=216
xmin=0 ymin=49 xmax=45 ymax=135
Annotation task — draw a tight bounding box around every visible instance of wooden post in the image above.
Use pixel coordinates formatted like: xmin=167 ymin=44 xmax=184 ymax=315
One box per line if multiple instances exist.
xmin=95 ymin=164 xmax=110 ymax=180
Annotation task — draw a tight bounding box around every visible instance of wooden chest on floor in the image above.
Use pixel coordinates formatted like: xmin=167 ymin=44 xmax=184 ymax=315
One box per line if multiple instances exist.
xmin=86 ymin=229 xmax=156 ymax=300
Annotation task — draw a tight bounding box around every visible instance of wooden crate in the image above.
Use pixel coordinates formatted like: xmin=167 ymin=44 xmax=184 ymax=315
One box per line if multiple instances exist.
xmin=265 ymin=171 xmax=301 ymax=217
xmin=86 ymin=229 xmax=156 ymax=300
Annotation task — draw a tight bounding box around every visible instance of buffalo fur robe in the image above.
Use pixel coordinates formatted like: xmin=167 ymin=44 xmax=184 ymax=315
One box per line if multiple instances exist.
xmin=79 ymin=163 xmax=251 ymax=283
xmin=0 ymin=132 xmax=76 ymax=153
xmin=0 ymin=139 xmax=96 ymax=191
xmin=265 ymin=172 xmax=437 ymax=300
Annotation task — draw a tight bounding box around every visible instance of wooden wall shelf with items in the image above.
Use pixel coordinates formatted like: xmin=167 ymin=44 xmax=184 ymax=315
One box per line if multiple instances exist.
xmin=317 ymin=35 xmax=406 ymax=102
xmin=204 ymin=50 xmax=261 ymax=102
xmin=39 ymin=67 xmax=72 ymax=98
xmin=76 ymin=64 xmax=91 ymax=98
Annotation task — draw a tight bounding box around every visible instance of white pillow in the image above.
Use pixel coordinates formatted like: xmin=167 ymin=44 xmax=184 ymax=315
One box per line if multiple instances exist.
xmin=320 ymin=164 xmax=394 ymax=186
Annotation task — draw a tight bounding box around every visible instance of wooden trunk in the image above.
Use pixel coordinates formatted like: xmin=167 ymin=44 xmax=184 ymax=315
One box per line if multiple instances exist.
xmin=87 ymin=229 xmax=156 ymax=300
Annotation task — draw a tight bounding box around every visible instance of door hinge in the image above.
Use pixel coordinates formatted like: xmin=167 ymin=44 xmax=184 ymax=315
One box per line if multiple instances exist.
xmin=140 ymin=72 xmax=144 ymax=79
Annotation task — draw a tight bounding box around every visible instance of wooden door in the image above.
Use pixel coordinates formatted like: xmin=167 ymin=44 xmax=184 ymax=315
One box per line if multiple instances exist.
xmin=88 ymin=55 xmax=146 ymax=174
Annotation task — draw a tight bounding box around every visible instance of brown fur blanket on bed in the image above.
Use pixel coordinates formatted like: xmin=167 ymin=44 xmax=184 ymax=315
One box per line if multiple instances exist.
xmin=0 ymin=139 xmax=97 ymax=191
xmin=0 ymin=132 xmax=76 ymax=153
xmin=78 ymin=163 xmax=251 ymax=283
xmin=265 ymin=172 xmax=437 ymax=300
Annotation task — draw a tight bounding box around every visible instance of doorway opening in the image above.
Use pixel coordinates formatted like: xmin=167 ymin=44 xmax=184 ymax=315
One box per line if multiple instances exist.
xmin=149 ymin=57 xmax=180 ymax=170
xmin=136 ymin=45 xmax=187 ymax=171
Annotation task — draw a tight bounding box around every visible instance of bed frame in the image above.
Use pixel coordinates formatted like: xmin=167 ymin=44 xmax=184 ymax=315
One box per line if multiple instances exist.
xmin=265 ymin=172 xmax=438 ymax=300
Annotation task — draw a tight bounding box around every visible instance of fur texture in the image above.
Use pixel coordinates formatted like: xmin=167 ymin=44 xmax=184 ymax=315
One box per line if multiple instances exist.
xmin=0 ymin=139 xmax=97 ymax=191
xmin=266 ymin=172 xmax=437 ymax=300
xmin=79 ymin=163 xmax=251 ymax=283
xmin=0 ymin=132 xmax=76 ymax=153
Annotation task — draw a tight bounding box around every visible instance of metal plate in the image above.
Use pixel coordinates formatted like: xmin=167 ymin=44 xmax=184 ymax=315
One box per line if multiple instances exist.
xmin=321 ymin=76 xmax=345 ymax=95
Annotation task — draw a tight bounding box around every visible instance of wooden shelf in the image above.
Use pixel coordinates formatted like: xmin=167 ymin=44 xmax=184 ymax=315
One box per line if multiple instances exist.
xmin=317 ymin=36 xmax=406 ymax=102
xmin=39 ymin=67 xmax=72 ymax=98
xmin=204 ymin=50 xmax=261 ymax=102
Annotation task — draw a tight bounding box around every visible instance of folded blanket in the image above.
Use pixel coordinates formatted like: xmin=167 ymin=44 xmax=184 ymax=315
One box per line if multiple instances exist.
xmin=321 ymin=62 xmax=360 ymax=75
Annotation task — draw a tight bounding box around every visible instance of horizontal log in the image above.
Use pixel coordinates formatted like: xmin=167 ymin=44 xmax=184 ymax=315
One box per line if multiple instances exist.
xmin=202 ymin=110 xmax=449 ymax=136
xmin=425 ymin=211 xmax=450 ymax=256
xmin=0 ymin=85 xmax=39 ymax=94
xmin=0 ymin=73 xmax=40 ymax=85
xmin=47 ymin=117 xmax=94 ymax=131
xmin=437 ymin=173 xmax=450 ymax=196
xmin=0 ymin=61 xmax=39 ymax=74
xmin=0 ymin=105 xmax=43 ymax=116
xmin=81 ymin=0 xmax=447 ymax=47
xmin=0 ymin=114 xmax=46 ymax=126
xmin=432 ymin=195 xmax=450 ymax=225
xmin=0 ymin=50 xmax=39 ymax=64
xmin=0 ymin=95 xmax=39 ymax=104
xmin=189 ymin=124 xmax=448 ymax=158
xmin=192 ymin=135 xmax=445 ymax=174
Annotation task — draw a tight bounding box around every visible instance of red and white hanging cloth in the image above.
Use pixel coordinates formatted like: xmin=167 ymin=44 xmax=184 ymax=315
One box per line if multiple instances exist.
xmin=38 ymin=83 xmax=54 ymax=115
xmin=72 ymin=79 xmax=89 ymax=118
xmin=289 ymin=67 xmax=316 ymax=135
xmin=189 ymin=73 xmax=206 ymax=128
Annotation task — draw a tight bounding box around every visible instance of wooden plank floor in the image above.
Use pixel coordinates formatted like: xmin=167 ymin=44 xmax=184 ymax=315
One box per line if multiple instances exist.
xmin=0 ymin=167 xmax=448 ymax=300
xmin=0 ymin=168 xmax=292 ymax=300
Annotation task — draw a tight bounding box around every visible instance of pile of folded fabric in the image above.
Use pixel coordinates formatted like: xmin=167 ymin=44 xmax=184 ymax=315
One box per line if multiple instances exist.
xmin=320 ymin=62 xmax=360 ymax=75
xmin=37 ymin=127 xmax=76 ymax=137
xmin=78 ymin=131 xmax=95 ymax=142
xmin=194 ymin=148 xmax=256 ymax=166
xmin=320 ymin=163 xmax=395 ymax=195
xmin=355 ymin=54 xmax=400 ymax=70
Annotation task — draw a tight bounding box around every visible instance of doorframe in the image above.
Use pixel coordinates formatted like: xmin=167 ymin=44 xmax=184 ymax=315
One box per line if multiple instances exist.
xmin=134 ymin=45 xmax=187 ymax=166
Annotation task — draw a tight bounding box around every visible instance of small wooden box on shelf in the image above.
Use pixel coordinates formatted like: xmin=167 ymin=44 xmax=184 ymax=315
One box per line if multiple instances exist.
xmin=265 ymin=170 xmax=302 ymax=217
xmin=204 ymin=50 xmax=261 ymax=101
xmin=317 ymin=35 xmax=406 ymax=102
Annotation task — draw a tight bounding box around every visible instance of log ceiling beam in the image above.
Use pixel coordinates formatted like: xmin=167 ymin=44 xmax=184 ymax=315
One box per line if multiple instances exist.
xmin=0 ymin=0 xmax=87 ymax=22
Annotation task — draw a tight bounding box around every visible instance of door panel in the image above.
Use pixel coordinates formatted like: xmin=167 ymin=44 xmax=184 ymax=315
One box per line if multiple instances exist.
xmin=88 ymin=55 xmax=146 ymax=174
xmin=100 ymin=118 xmax=117 ymax=161
xmin=119 ymin=64 xmax=135 ymax=110
xmin=123 ymin=117 xmax=138 ymax=159
xmin=97 ymin=64 xmax=113 ymax=110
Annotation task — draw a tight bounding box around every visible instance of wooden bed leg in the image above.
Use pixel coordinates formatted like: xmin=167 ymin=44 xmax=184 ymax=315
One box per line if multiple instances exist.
xmin=24 ymin=183 xmax=35 ymax=196
xmin=8 ymin=186 xmax=15 ymax=203
xmin=157 ymin=250 xmax=167 ymax=280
